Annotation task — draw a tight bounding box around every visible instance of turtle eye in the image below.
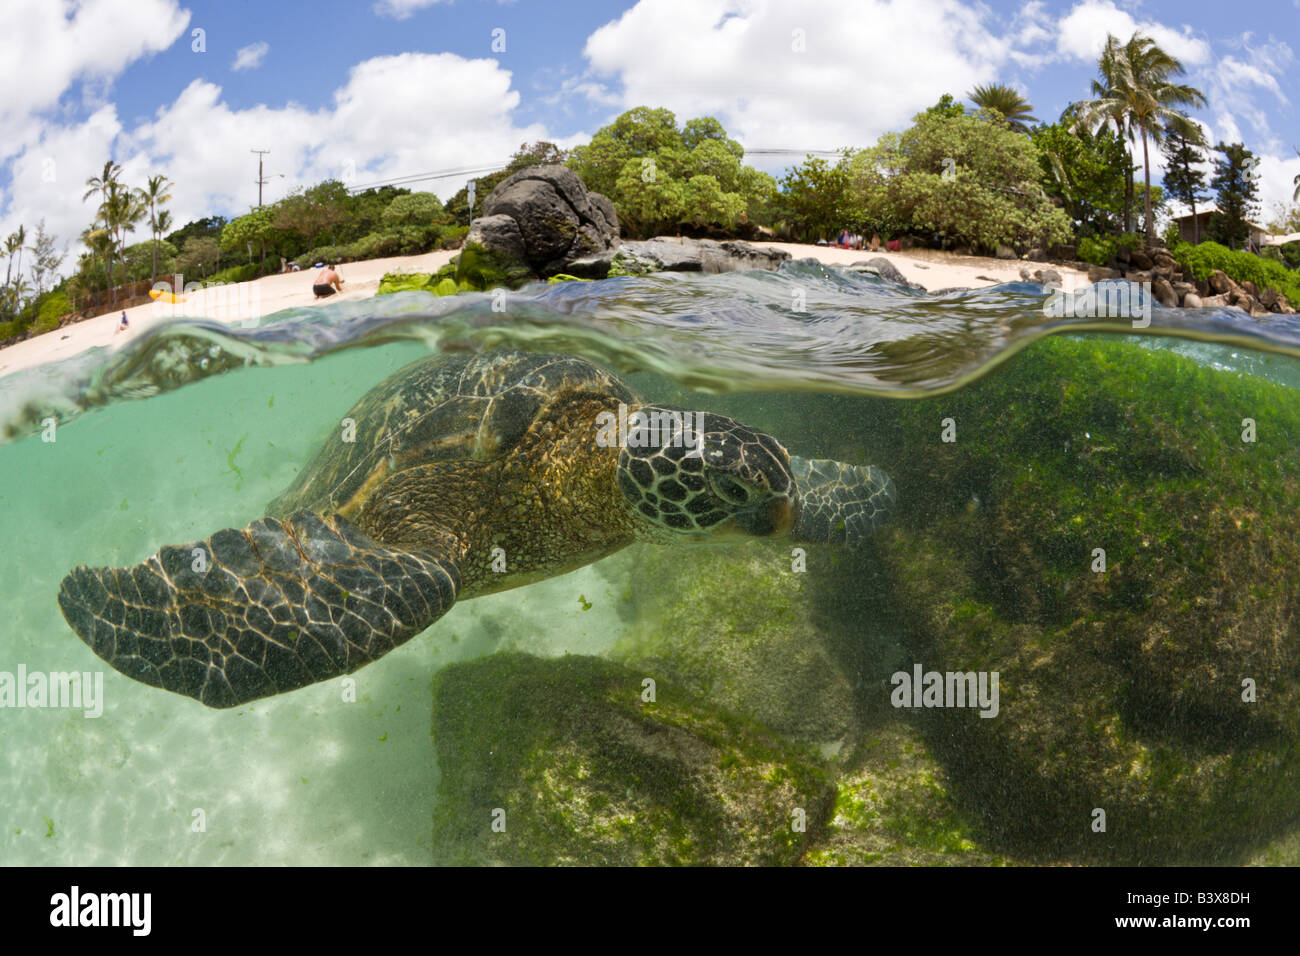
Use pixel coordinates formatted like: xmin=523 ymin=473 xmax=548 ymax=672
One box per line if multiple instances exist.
xmin=712 ymin=475 xmax=750 ymax=504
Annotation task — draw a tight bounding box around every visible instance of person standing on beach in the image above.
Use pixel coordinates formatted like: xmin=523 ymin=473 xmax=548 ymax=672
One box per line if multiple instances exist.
xmin=313 ymin=264 xmax=344 ymax=299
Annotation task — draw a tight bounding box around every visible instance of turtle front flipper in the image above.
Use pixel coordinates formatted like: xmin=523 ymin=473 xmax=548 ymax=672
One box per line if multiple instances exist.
xmin=58 ymin=511 xmax=462 ymax=708
xmin=789 ymin=456 xmax=896 ymax=547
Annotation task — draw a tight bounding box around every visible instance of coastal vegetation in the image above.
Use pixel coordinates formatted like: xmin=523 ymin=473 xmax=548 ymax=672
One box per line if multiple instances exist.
xmin=2 ymin=30 xmax=1297 ymax=346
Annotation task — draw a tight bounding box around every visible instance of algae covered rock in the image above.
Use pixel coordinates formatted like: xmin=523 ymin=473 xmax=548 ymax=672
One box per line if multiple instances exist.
xmin=875 ymin=334 xmax=1300 ymax=863
xmin=803 ymin=724 xmax=1010 ymax=866
xmin=609 ymin=540 xmax=899 ymax=749
xmin=430 ymin=652 xmax=835 ymax=865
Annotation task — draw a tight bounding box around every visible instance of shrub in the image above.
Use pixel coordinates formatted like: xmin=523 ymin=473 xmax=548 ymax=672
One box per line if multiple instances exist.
xmin=1171 ymin=240 xmax=1300 ymax=305
xmin=1078 ymin=235 xmax=1114 ymax=266
xmin=31 ymin=291 xmax=72 ymax=334
xmin=0 ymin=319 xmax=24 ymax=342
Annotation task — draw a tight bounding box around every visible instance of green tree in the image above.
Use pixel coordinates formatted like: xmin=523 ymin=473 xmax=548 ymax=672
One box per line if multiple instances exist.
xmin=1073 ymin=32 xmax=1206 ymax=245
xmin=567 ymin=108 xmax=772 ymax=238
xmin=25 ymin=220 xmax=64 ymax=297
xmin=381 ymin=192 xmax=445 ymax=228
xmin=1032 ymin=116 xmax=1130 ymax=237
xmin=221 ymin=206 xmax=278 ymax=265
xmin=849 ymin=108 xmax=1072 ymax=252
xmin=175 ymin=236 xmax=222 ymax=278
xmin=968 ymin=83 xmax=1037 ymax=133
xmin=141 ymin=174 xmax=173 ymax=279
xmin=83 ymin=160 xmax=124 ymax=298
xmin=272 ymin=180 xmax=350 ymax=259
xmin=781 ymin=155 xmax=853 ymax=241
xmin=99 ymin=182 xmax=147 ymax=289
xmin=924 ymin=94 xmax=966 ymax=119
xmin=1161 ymin=129 xmax=1209 ymax=243
xmin=1208 ymin=141 xmax=1260 ymax=250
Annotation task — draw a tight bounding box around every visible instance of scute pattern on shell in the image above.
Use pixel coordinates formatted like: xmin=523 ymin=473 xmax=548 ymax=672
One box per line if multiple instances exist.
xmin=269 ymin=351 xmax=637 ymax=518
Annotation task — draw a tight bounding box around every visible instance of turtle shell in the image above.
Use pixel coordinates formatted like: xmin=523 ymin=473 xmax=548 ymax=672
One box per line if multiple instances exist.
xmin=268 ymin=350 xmax=637 ymax=518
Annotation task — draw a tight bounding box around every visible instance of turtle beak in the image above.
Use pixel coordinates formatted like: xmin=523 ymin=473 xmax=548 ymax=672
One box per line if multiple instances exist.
xmin=731 ymin=495 xmax=795 ymax=537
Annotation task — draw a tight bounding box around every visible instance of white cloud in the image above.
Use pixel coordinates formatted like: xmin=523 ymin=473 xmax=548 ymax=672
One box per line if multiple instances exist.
xmin=1055 ymin=0 xmax=1211 ymax=68
xmin=232 ymin=41 xmax=270 ymax=72
xmin=1 ymin=52 xmax=557 ymax=266
xmin=1201 ymin=34 xmax=1294 ymax=154
xmin=0 ymin=0 xmax=189 ymax=163
xmin=580 ymin=0 xmax=1015 ymax=158
xmin=373 ymin=0 xmax=451 ymax=20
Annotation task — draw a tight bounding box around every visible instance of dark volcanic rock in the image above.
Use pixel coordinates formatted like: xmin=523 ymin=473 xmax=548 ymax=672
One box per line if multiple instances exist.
xmin=473 ymin=165 xmax=619 ymax=276
xmin=567 ymin=237 xmax=791 ymax=279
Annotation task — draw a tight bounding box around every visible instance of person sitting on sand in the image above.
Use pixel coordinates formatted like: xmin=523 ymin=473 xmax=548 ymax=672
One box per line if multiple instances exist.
xmin=114 ymin=311 xmax=129 ymax=334
xmin=313 ymin=264 xmax=344 ymax=299
xmin=870 ymin=234 xmax=881 ymax=252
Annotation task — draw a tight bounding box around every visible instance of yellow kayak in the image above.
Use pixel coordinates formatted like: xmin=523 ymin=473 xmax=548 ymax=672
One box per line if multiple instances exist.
xmin=149 ymin=289 xmax=186 ymax=303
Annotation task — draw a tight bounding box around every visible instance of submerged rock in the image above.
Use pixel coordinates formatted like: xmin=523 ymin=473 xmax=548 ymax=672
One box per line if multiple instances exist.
xmin=803 ymin=724 xmax=1011 ymax=866
xmin=610 ymin=542 xmax=873 ymax=748
xmin=873 ymin=334 xmax=1300 ymax=863
xmin=429 ymin=652 xmax=835 ymax=865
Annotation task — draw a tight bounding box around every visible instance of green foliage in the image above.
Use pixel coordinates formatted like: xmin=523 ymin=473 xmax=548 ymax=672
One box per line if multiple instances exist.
xmin=272 ymin=180 xmax=351 ymax=253
xmin=1160 ymin=132 xmax=1209 ymax=238
xmin=1031 ymin=119 xmax=1131 ymax=236
xmin=174 ymin=236 xmax=221 ymax=278
xmin=164 ymin=215 xmax=226 ymax=249
xmin=848 ymin=109 xmax=1073 ymax=252
xmin=220 ymin=207 xmax=276 ymax=256
xmin=32 ymin=291 xmax=72 ymax=334
xmin=567 ymin=108 xmax=775 ymax=238
xmin=1171 ymin=240 xmax=1300 ymax=304
xmin=968 ymin=82 xmax=1037 ymax=132
xmin=0 ymin=319 xmax=21 ymax=341
xmin=781 ymin=155 xmax=853 ymax=242
xmin=1209 ymin=142 xmax=1261 ymax=250
xmin=381 ymin=192 xmax=444 ymax=228
xmin=924 ymin=93 xmax=966 ymax=118
xmin=1078 ymin=235 xmax=1114 ymax=266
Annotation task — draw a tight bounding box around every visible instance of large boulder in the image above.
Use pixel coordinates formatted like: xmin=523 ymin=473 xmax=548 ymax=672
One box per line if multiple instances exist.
xmin=429 ymin=653 xmax=835 ymax=865
xmin=872 ymin=335 xmax=1300 ymax=863
xmin=472 ymin=165 xmax=619 ymax=276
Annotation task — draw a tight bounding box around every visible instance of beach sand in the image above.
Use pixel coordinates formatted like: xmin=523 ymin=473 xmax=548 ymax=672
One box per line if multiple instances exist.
xmin=0 ymin=244 xmax=1084 ymax=380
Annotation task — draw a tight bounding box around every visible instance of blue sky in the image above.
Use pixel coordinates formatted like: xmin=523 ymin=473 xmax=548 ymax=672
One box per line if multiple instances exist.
xmin=1 ymin=0 xmax=1297 ymax=259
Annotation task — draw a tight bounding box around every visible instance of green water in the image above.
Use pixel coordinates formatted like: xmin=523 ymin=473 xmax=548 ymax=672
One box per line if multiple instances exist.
xmin=0 ymin=341 xmax=628 ymax=864
xmin=5 ymin=298 xmax=1300 ymax=864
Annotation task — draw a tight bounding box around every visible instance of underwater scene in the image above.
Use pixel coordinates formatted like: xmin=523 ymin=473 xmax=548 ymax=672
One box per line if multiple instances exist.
xmin=3 ymin=260 xmax=1300 ymax=866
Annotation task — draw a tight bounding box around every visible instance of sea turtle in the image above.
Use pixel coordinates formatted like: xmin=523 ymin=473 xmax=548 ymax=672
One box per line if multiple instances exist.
xmin=58 ymin=350 xmax=894 ymax=708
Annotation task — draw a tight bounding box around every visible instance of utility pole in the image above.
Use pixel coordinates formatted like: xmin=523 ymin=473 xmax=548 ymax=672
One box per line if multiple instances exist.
xmin=252 ymin=149 xmax=271 ymax=207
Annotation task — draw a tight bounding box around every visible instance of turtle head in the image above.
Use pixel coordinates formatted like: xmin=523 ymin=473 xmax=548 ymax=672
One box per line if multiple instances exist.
xmin=615 ymin=405 xmax=796 ymax=540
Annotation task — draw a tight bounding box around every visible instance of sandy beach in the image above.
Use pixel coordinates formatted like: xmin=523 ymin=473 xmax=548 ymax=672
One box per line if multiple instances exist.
xmin=0 ymin=244 xmax=1084 ymax=380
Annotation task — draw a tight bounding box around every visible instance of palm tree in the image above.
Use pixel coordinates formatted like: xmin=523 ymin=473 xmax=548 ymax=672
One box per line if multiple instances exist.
xmin=3 ymin=231 xmax=20 ymax=291
xmin=85 ymin=160 xmax=124 ymax=299
xmin=1292 ymin=146 xmax=1299 ymax=202
xmin=99 ymin=182 xmax=147 ymax=289
xmin=10 ymin=224 xmax=26 ymax=294
xmin=142 ymin=174 xmax=173 ymax=279
xmin=968 ymin=83 xmax=1038 ymax=132
xmin=1074 ymin=32 xmax=1207 ymax=245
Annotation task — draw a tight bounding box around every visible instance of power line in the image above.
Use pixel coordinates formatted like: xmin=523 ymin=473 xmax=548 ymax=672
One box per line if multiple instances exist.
xmin=345 ymin=162 xmax=511 ymax=194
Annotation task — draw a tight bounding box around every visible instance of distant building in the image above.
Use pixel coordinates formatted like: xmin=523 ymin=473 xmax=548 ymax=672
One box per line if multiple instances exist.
xmin=1171 ymin=207 xmax=1267 ymax=251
